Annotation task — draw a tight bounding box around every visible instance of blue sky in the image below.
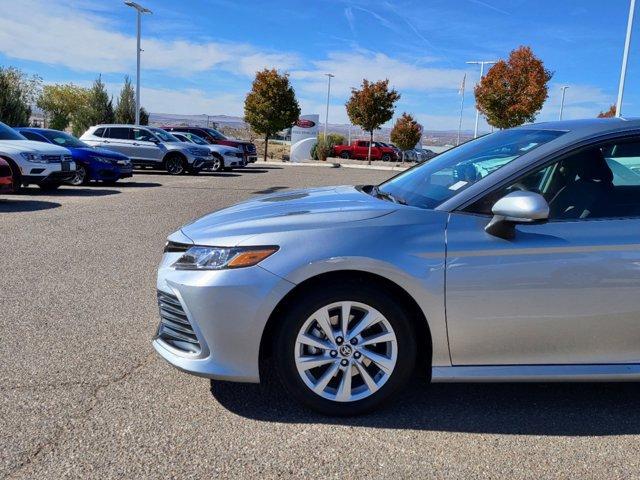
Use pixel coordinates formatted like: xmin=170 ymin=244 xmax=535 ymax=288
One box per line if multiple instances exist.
xmin=0 ymin=0 xmax=637 ymax=131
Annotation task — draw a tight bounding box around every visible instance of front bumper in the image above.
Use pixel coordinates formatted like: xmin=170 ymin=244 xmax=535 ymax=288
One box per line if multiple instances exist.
xmin=20 ymin=161 xmax=77 ymax=184
xmin=191 ymin=157 xmax=215 ymax=170
xmin=153 ymin=257 xmax=295 ymax=382
xmin=23 ymin=170 xmax=77 ymax=185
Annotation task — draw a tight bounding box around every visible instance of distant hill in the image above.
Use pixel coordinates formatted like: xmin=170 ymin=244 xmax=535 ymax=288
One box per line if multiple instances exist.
xmin=149 ymin=112 xmax=475 ymax=147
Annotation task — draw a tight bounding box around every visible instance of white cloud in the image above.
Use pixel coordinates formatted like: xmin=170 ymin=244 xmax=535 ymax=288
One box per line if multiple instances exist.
xmin=0 ymin=0 xmax=298 ymax=76
xmin=291 ymin=51 xmax=468 ymax=98
xmin=537 ymin=83 xmax=613 ymax=121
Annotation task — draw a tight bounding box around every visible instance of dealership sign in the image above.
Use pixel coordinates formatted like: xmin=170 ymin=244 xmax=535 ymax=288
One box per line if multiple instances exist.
xmin=290 ymin=114 xmax=319 ymax=162
xmin=291 ymin=114 xmax=319 ymax=144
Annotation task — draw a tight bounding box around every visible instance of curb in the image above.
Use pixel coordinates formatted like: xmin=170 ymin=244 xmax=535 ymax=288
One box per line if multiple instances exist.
xmin=258 ymin=161 xmax=409 ymax=172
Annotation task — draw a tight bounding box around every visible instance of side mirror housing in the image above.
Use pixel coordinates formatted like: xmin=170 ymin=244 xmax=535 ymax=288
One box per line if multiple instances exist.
xmin=485 ymin=191 xmax=549 ymax=239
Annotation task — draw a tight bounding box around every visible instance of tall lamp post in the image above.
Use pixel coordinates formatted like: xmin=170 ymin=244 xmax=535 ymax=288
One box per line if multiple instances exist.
xmin=466 ymin=60 xmax=497 ymax=138
xmin=125 ymin=1 xmax=152 ymax=126
xmin=616 ymin=0 xmax=636 ymax=117
xmin=559 ymin=86 xmax=569 ymax=120
xmin=324 ymin=73 xmax=335 ymax=140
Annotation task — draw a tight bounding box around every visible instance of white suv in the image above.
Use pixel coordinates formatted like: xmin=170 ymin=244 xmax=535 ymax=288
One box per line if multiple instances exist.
xmin=0 ymin=122 xmax=76 ymax=191
xmin=80 ymin=125 xmax=213 ymax=175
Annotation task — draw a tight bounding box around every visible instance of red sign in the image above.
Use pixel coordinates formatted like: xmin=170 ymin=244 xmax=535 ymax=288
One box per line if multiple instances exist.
xmin=295 ymin=119 xmax=316 ymax=128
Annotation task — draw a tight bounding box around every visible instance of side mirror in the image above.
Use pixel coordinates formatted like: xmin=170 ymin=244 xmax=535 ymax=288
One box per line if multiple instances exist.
xmin=485 ymin=191 xmax=549 ymax=239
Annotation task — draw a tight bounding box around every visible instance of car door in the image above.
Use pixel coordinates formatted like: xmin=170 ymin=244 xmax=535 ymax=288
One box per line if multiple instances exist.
xmin=101 ymin=127 xmax=134 ymax=157
xmin=354 ymin=141 xmax=368 ymax=159
xmin=445 ymin=137 xmax=640 ymax=366
xmin=131 ymin=128 xmax=162 ymax=164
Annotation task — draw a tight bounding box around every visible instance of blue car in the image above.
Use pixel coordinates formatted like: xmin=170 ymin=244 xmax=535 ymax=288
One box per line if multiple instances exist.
xmin=16 ymin=128 xmax=133 ymax=185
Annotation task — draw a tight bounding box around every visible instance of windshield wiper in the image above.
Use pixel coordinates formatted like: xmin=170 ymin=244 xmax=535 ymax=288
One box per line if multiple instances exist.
xmin=371 ymin=185 xmax=406 ymax=205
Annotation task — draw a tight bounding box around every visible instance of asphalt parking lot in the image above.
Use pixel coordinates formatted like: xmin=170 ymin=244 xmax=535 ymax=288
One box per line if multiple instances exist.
xmin=2 ymin=164 xmax=640 ymax=479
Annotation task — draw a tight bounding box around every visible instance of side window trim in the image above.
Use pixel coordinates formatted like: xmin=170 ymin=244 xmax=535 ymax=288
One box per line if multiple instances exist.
xmin=457 ymin=131 xmax=640 ymax=215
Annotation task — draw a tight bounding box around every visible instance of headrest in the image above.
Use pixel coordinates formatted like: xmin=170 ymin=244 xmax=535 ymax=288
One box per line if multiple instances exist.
xmin=576 ymin=148 xmax=613 ymax=184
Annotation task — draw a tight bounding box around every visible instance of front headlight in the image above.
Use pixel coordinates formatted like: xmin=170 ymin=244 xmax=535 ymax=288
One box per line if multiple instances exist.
xmin=20 ymin=152 xmax=45 ymax=163
xmin=187 ymin=147 xmax=207 ymax=156
xmin=170 ymin=245 xmax=278 ymax=270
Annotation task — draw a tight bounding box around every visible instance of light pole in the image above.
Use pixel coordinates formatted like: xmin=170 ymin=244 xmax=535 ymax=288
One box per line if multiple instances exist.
xmin=457 ymin=73 xmax=466 ymax=145
xmin=466 ymin=60 xmax=497 ymax=138
xmin=324 ymin=73 xmax=334 ymax=140
xmin=125 ymin=1 xmax=152 ymax=126
xmin=616 ymin=0 xmax=636 ymax=117
xmin=559 ymin=86 xmax=569 ymax=120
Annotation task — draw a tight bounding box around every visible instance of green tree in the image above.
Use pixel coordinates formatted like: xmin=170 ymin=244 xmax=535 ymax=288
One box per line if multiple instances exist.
xmin=311 ymin=133 xmax=346 ymax=161
xmin=72 ymin=75 xmax=115 ymax=136
xmin=114 ymin=76 xmax=136 ymax=124
xmin=88 ymin=75 xmax=115 ymax=125
xmin=37 ymin=83 xmax=90 ymax=132
xmin=346 ymin=79 xmax=400 ymax=164
xmin=0 ymin=67 xmax=41 ymax=126
xmin=244 ymin=68 xmax=301 ymax=162
xmin=474 ymin=46 xmax=553 ymax=129
xmin=139 ymin=106 xmax=149 ymax=125
xmin=390 ymin=113 xmax=423 ymax=162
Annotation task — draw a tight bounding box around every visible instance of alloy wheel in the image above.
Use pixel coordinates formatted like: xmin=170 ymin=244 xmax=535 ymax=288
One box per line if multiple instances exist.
xmin=294 ymin=301 xmax=398 ymax=403
xmin=69 ymin=165 xmax=86 ymax=186
xmin=166 ymin=156 xmax=184 ymax=175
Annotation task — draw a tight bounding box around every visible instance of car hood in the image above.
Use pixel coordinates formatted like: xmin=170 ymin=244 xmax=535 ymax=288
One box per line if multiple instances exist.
xmin=78 ymin=146 xmax=129 ymax=159
xmin=0 ymin=139 xmax=70 ymax=155
xmin=179 ymin=185 xmax=397 ymax=246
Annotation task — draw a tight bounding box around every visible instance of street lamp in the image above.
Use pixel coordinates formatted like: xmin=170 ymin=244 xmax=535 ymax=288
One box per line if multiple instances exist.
xmin=466 ymin=60 xmax=497 ymax=138
xmin=124 ymin=1 xmax=152 ymax=126
xmin=559 ymin=86 xmax=569 ymax=120
xmin=324 ymin=73 xmax=335 ymax=140
xmin=616 ymin=0 xmax=636 ymax=117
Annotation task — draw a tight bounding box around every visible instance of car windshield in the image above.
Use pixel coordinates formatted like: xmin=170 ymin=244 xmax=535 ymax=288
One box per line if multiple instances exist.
xmin=378 ymin=129 xmax=566 ymax=209
xmin=186 ymin=134 xmax=208 ymax=145
xmin=203 ymin=128 xmax=227 ymax=140
xmin=149 ymin=128 xmax=180 ymax=142
xmin=39 ymin=130 xmax=87 ymax=148
xmin=0 ymin=122 xmax=28 ymax=140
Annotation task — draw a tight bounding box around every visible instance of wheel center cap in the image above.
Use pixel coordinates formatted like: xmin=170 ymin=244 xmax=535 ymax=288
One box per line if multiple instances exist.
xmin=339 ymin=345 xmax=353 ymax=357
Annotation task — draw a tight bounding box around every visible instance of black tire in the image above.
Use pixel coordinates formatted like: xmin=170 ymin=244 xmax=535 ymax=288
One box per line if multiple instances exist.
xmin=381 ymin=153 xmax=392 ymax=162
xmin=211 ymin=154 xmax=223 ymax=172
xmin=3 ymin=158 xmax=22 ymax=193
xmin=273 ymin=280 xmax=417 ymax=416
xmin=38 ymin=183 xmax=61 ymax=191
xmin=340 ymin=151 xmax=350 ymax=159
xmin=164 ymin=153 xmax=186 ymax=175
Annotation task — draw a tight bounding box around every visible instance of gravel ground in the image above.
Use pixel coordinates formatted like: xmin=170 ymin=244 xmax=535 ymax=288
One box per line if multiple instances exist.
xmin=2 ymin=164 xmax=640 ymax=479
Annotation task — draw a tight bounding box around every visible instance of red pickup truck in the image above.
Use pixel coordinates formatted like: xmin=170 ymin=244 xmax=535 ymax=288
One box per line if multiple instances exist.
xmin=332 ymin=140 xmax=398 ymax=161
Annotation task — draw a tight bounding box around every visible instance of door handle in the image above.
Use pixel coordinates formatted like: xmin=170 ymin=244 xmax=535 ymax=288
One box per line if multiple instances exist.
xmin=132 ymin=142 xmax=140 ymax=146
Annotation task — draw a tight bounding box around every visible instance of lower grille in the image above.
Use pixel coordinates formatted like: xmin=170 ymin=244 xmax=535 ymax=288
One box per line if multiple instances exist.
xmin=157 ymin=290 xmax=201 ymax=354
xmin=43 ymin=154 xmax=62 ymax=163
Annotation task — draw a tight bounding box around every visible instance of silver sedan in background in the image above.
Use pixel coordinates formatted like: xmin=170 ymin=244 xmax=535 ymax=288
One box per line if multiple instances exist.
xmin=154 ymin=118 xmax=640 ymax=415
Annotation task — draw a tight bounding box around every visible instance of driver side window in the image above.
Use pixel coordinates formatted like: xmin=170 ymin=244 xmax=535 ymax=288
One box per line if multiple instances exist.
xmin=467 ymin=138 xmax=640 ymax=220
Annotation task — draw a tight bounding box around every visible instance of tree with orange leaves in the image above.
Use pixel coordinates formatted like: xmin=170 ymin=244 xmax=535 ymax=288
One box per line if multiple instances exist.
xmin=474 ymin=46 xmax=552 ymax=129
xmin=597 ymin=104 xmax=616 ymax=118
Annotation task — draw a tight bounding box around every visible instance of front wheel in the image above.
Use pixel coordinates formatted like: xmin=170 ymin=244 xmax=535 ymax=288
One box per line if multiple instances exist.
xmin=273 ymin=281 xmax=417 ymax=416
xmin=68 ymin=165 xmax=88 ymax=186
xmin=211 ymin=155 xmax=223 ymax=172
xmin=340 ymin=151 xmax=350 ymax=159
xmin=164 ymin=154 xmax=185 ymax=175
xmin=381 ymin=153 xmax=392 ymax=162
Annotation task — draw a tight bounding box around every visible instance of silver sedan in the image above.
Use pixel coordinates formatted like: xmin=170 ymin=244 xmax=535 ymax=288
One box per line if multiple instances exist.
xmin=154 ymin=118 xmax=640 ymax=415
